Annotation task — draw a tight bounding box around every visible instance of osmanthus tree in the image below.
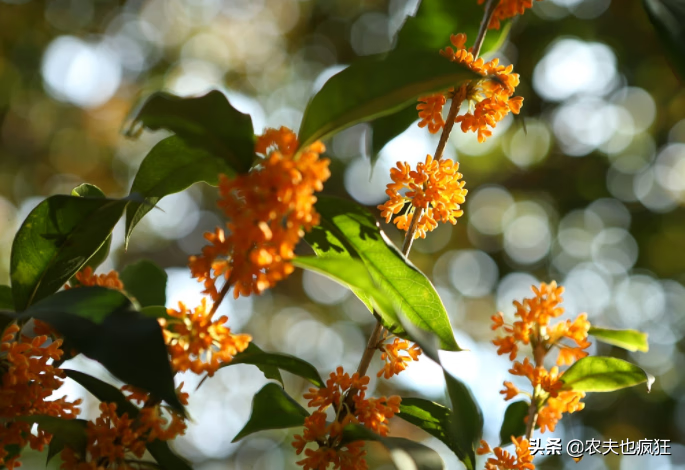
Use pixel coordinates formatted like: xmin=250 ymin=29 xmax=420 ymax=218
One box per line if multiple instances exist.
xmin=3 ymin=0 xmax=682 ymax=468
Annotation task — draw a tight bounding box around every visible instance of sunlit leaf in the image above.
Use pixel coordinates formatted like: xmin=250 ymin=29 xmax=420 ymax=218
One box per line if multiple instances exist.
xmin=120 ymin=259 xmax=168 ymax=308
xmin=233 ymin=383 xmax=309 ymax=442
xmin=561 ymin=356 xmax=654 ymax=392
xmin=589 ymin=327 xmax=649 ymax=353
xmin=498 ymin=400 xmax=528 ymax=446
xmin=124 ymin=136 xmax=235 ymax=246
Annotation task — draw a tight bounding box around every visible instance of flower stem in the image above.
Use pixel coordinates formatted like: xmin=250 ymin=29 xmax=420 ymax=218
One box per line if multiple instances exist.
xmin=525 ymin=390 xmax=538 ymax=440
xmin=356 ymin=320 xmax=384 ymax=377
xmin=473 ymin=0 xmax=498 ymax=58
xmin=210 ymin=278 xmax=233 ymax=316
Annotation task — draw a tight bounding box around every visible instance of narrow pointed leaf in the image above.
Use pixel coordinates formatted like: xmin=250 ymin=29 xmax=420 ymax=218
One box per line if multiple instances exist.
xmin=561 ymin=357 xmax=654 ymax=392
xmin=498 ymin=400 xmax=529 ymax=446
xmin=299 ymin=51 xmax=478 ymax=146
xmin=589 ymin=327 xmax=649 ymax=353
xmin=313 ymin=196 xmax=459 ymax=351
xmin=643 ymin=0 xmax=685 ymax=80
xmin=233 ymin=383 xmax=310 ymax=442
xmin=126 ymin=91 xmax=254 ymax=173
xmin=0 ymin=285 xmax=13 ymax=310
xmin=120 ymin=259 xmax=168 ymax=308
xmin=10 ymin=194 xmax=131 ymax=310
xmin=18 ymin=416 xmax=88 ymax=463
xmin=124 ymin=136 xmax=235 ymax=245
xmin=444 ymin=372 xmax=482 ymax=470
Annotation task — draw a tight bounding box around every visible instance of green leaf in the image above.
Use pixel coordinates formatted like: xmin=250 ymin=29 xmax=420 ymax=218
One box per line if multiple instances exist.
xmin=18 ymin=415 xmax=88 ymax=463
xmin=124 ymin=136 xmax=235 ymax=246
xmin=367 ymin=105 xmax=418 ymax=169
xmin=561 ymin=357 xmax=655 ymax=393
xmin=71 ymin=184 xmax=112 ymax=272
xmin=233 ymin=383 xmax=310 ymax=442
xmin=71 ymin=183 xmax=106 ymax=199
xmin=589 ymin=327 xmax=649 ymax=353
xmin=342 ymin=424 xmax=445 ymax=470
xmin=644 ymin=0 xmax=685 ymax=80
xmin=292 ymin=256 xmax=399 ymax=334
xmin=64 ymin=370 xmax=192 ymax=470
xmin=498 ymin=400 xmax=528 ymax=446
xmin=10 ymin=194 xmax=131 ymax=311
xmin=140 ymin=305 xmax=173 ymax=320
xmin=224 ymin=343 xmax=322 ymax=387
xmin=298 ymin=51 xmax=479 ymax=146
xmin=120 ymin=259 xmax=168 ymax=308
xmin=313 ymin=196 xmax=459 ymax=351
xmin=444 ymin=372 xmax=482 ymax=470
xmin=126 ymin=91 xmax=254 ymax=173
xmin=23 ymin=287 xmax=184 ymax=414
xmin=0 ymin=285 xmax=13 ymax=310
xmin=0 ymin=310 xmax=15 ymax=335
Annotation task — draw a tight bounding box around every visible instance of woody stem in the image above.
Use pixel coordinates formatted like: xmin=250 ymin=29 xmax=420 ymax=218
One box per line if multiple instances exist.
xmin=209 ymin=278 xmax=233 ymax=316
xmin=525 ymin=390 xmax=539 ymax=440
xmin=473 ymin=0 xmax=498 ymax=58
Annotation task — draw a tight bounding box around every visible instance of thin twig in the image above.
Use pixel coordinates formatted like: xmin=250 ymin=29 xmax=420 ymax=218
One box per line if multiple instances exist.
xmin=525 ymin=390 xmax=538 ymax=439
xmin=356 ymin=321 xmax=385 ymax=377
xmin=210 ymin=278 xmax=233 ymax=315
xmin=473 ymin=0 xmax=498 ymax=58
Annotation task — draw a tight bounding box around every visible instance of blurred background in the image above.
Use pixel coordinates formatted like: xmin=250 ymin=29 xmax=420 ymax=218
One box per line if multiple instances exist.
xmin=1 ymin=0 xmax=684 ymax=468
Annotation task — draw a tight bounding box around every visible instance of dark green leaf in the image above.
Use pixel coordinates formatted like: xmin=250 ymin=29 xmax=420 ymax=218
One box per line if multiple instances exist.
xmin=589 ymin=327 xmax=649 ymax=353
xmin=561 ymin=356 xmax=655 ymax=392
xmin=0 ymin=285 xmax=13 ymax=310
xmin=126 ymin=91 xmax=254 ymax=173
xmin=233 ymin=383 xmax=309 ymax=442
xmin=298 ymin=52 xmax=478 ymax=146
xmin=124 ymin=136 xmax=235 ymax=246
xmin=498 ymin=401 xmax=528 ymax=446
xmin=18 ymin=415 xmax=88 ymax=463
xmin=342 ymin=424 xmax=444 ymax=470
xmin=292 ymin=256 xmax=399 ymax=334
xmin=225 ymin=343 xmax=322 ymax=387
xmin=644 ymin=0 xmax=685 ymax=80
xmin=64 ymin=370 xmax=192 ymax=470
xmin=70 ymin=184 xmax=112 ymax=272
xmin=367 ymin=105 xmax=418 ymax=169
xmin=23 ymin=287 xmax=184 ymax=414
xmin=444 ymin=372 xmax=482 ymax=470
xmin=0 ymin=310 xmax=15 ymax=334
xmin=120 ymin=259 xmax=168 ymax=308
xmin=140 ymin=305 xmax=173 ymax=320
xmin=313 ymin=196 xmax=459 ymax=351
xmin=10 ymin=194 xmax=131 ymax=310
xmin=231 ymin=343 xmax=283 ymax=385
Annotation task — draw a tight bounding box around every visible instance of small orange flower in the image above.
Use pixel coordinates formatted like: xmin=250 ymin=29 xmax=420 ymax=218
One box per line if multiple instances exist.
xmin=65 ymin=266 xmax=125 ymax=291
xmin=536 ymin=391 xmax=585 ymax=433
xmin=190 ymin=127 xmax=330 ymax=299
xmin=479 ymin=0 xmax=541 ymax=30
xmin=378 ymin=154 xmax=467 ymax=239
xmin=377 ymin=336 xmax=422 ymax=379
xmin=500 ymin=381 xmax=521 ymax=401
xmin=482 ymin=437 xmax=535 ymax=470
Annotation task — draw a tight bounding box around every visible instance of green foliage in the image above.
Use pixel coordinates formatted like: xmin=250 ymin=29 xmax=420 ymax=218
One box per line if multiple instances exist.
xmin=498 ymin=401 xmax=528 ymax=446
xmin=10 ymin=194 xmax=131 ymax=311
xmin=341 ymin=424 xmax=444 ymax=470
xmin=220 ymin=342 xmax=324 ymax=387
xmin=0 ymin=285 xmax=13 ymax=310
xmin=120 ymin=259 xmax=168 ymax=308
xmin=126 ymin=91 xmax=255 ymax=173
xmin=22 ymin=287 xmax=184 ymax=414
xmin=0 ymin=310 xmax=15 ymax=334
xmin=18 ymin=416 xmax=88 ymax=463
xmin=64 ymin=369 xmax=192 ymax=470
xmin=292 ymin=256 xmax=399 ymax=334
xmin=312 ymin=196 xmax=460 ymax=351
xmin=561 ymin=356 xmax=654 ymax=392
xmin=298 ymin=51 xmax=478 ymax=146
xmin=233 ymin=383 xmax=310 ymax=442
xmin=644 ymin=0 xmax=685 ymax=80
xmin=589 ymin=327 xmax=649 ymax=352
xmin=368 ymin=105 xmax=419 ymax=168
xmin=124 ymin=136 xmax=235 ymax=246
xmin=444 ymin=373 xmax=482 ymax=470
xmin=70 ymin=184 xmax=112 ymax=273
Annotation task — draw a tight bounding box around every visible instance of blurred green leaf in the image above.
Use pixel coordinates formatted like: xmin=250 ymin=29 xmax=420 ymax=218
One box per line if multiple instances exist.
xmin=120 ymin=259 xmax=168 ymax=308
xmin=19 ymin=415 xmax=88 ymax=463
xmin=314 ymin=196 xmax=460 ymax=351
xmin=368 ymin=105 xmax=418 ymax=169
xmin=561 ymin=357 xmax=655 ymax=392
xmin=0 ymin=310 xmax=15 ymax=334
xmin=444 ymin=372 xmax=482 ymax=470
xmin=498 ymin=400 xmax=528 ymax=446
xmin=71 ymin=183 xmax=105 ymax=199
xmin=23 ymin=287 xmax=184 ymax=414
xmin=644 ymin=0 xmax=685 ymax=80
xmin=299 ymin=51 xmax=479 ymax=146
xmin=233 ymin=383 xmax=310 ymax=442
xmin=124 ymin=136 xmax=235 ymax=246
xmin=70 ymin=184 xmax=112 ymax=273
xmin=140 ymin=305 xmax=172 ymax=320
xmin=64 ymin=369 xmax=192 ymax=470
xmin=127 ymin=91 xmax=254 ymax=173
xmin=229 ymin=343 xmax=283 ymax=385
xmin=10 ymin=194 xmax=131 ymax=311
xmin=589 ymin=327 xmax=649 ymax=353
xmin=0 ymin=285 xmax=13 ymax=310
xmin=293 ymin=256 xmax=401 ymax=335
xmin=342 ymin=424 xmax=445 ymax=470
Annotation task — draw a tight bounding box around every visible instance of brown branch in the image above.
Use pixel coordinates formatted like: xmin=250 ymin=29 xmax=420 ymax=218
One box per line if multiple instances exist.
xmin=356 ymin=320 xmax=384 ymax=377
xmin=473 ymin=0 xmax=498 ymax=58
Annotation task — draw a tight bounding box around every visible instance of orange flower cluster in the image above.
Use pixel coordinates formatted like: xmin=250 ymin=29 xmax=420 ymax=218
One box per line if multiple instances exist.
xmin=60 ymin=385 xmax=189 ymax=469
xmin=0 ymin=324 xmax=81 ymax=470
xmin=189 ymin=126 xmax=330 ymax=299
xmin=160 ymin=298 xmax=251 ymax=376
xmin=477 ymin=437 xmax=535 ymax=470
xmin=417 ymin=33 xmax=523 ymax=143
xmin=492 ymin=282 xmax=590 ymax=434
xmin=65 ymin=266 xmax=125 ymax=291
xmin=377 ymin=335 xmax=422 ymax=379
xmin=480 ymin=0 xmax=540 ymax=30
xmin=378 ymin=154 xmax=467 ymax=239
xmin=293 ymin=367 xmax=401 ymax=470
